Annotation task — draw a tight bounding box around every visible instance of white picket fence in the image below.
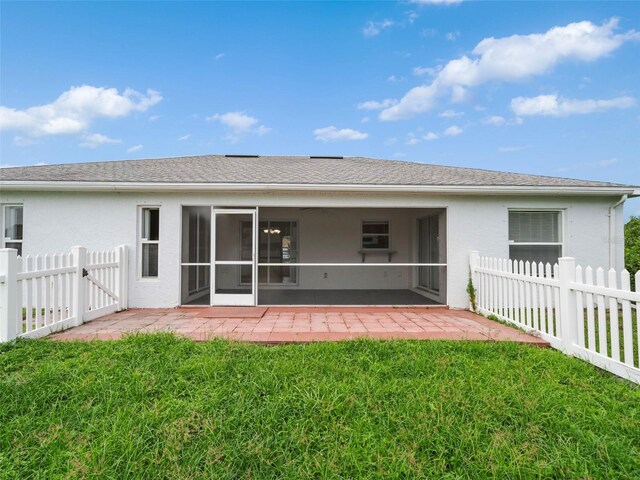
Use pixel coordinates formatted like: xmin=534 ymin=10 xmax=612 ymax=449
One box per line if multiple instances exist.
xmin=0 ymin=245 xmax=128 ymax=341
xmin=470 ymin=251 xmax=640 ymax=384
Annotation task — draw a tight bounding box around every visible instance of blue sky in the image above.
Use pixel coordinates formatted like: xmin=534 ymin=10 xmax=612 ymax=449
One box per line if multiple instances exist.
xmin=1 ymin=1 xmax=639 ymax=216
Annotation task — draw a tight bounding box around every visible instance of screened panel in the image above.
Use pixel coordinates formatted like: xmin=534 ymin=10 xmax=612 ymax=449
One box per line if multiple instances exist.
xmin=215 ymin=213 xmax=252 ymax=262
xmin=245 ymin=220 xmax=298 ymax=285
xmin=181 ymin=266 xmax=210 ymax=304
xmin=509 ymin=211 xmax=560 ymax=243
xmin=256 ymin=265 xmax=437 ymax=305
xmin=215 ymin=265 xmax=252 ymax=294
xmin=182 ymin=207 xmax=210 ymax=263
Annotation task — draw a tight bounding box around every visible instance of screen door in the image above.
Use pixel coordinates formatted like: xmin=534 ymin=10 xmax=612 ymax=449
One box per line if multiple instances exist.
xmin=211 ymin=209 xmax=256 ymax=306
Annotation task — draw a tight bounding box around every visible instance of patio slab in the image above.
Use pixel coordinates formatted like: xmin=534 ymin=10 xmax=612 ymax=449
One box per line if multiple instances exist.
xmin=50 ymin=307 xmax=549 ymax=346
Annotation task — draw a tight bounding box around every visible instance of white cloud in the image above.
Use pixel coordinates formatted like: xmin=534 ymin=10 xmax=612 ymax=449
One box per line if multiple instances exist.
xmin=484 ymin=115 xmax=506 ymax=126
xmin=579 ymin=76 xmax=592 ymax=89
xmin=413 ymin=66 xmax=438 ymax=77
xmin=420 ymin=28 xmax=438 ymax=38
xmin=207 ymin=111 xmax=271 ymax=141
xmin=443 ymin=125 xmax=463 ymax=136
xmin=410 ymin=0 xmax=463 ymax=4
xmin=13 ymin=136 xmax=36 ymax=147
xmin=380 ymin=83 xmax=440 ymax=120
xmin=424 ymin=132 xmax=439 ymax=141
xmin=446 ymin=31 xmax=460 ymax=41
xmin=384 ymin=137 xmax=398 ymax=146
xmin=363 ymin=19 xmax=394 ymax=37
xmin=215 ymin=53 xmax=225 ymax=60
xmin=357 ymin=99 xmax=398 ymax=110
xmin=0 ymin=161 xmax=46 ymax=169
xmin=439 ymin=109 xmax=464 ymax=118
xmin=79 ymin=132 xmax=121 ymax=148
xmin=511 ymin=94 xmax=636 ymax=116
xmin=127 ymin=144 xmax=143 ymax=153
xmin=556 ymin=157 xmax=620 ymax=172
xmin=483 ymin=115 xmax=523 ymax=126
xmin=406 ymin=133 xmax=421 ymax=145
xmin=313 ymin=126 xmax=368 ymax=142
xmin=148 ymin=115 xmax=160 ymax=122
xmin=450 ymin=85 xmax=469 ymax=103
xmin=0 ymin=85 xmax=162 ymax=136
xmin=387 ymin=75 xmax=403 ymax=83
xmin=498 ymin=145 xmax=532 ymax=153
xmin=178 ymin=134 xmax=191 ymax=141
xmin=380 ymin=19 xmax=638 ymax=120
xmin=361 ymin=116 xmax=370 ymax=123
xmin=407 ymin=11 xmax=419 ymax=24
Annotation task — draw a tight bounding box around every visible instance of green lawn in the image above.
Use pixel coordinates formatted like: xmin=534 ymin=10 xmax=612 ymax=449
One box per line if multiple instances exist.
xmin=1 ymin=335 xmax=638 ymax=479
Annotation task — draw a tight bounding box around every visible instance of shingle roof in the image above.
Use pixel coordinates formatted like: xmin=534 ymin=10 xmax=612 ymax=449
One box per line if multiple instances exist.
xmin=0 ymin=154 xmax=631 ymax=188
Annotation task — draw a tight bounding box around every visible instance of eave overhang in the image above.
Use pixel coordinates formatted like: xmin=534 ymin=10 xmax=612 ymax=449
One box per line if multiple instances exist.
xmin=0 ymin=181 xmax=637 ymax=197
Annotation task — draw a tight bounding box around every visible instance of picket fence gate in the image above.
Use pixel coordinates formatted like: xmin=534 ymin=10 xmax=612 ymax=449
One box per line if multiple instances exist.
xmin=0 ymin=245 xmax=128 ymax=342
xmin=470 ymin=251 xmax=640 ymax=384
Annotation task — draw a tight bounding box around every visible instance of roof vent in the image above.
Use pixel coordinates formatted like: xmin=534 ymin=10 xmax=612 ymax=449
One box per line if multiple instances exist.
xmin=309 ymin=156 xmax=344 ymax=159
xmin=224 ymin=154 xmax=260 ymax=158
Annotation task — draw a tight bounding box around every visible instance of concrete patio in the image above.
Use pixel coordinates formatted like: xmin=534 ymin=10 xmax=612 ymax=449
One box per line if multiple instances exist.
xmin=50 ymin=307 xmax=549 ymax=345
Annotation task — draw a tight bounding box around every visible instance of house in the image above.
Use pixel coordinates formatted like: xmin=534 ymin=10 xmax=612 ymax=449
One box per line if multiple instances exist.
xmin=1 ymin=154 xmax=637 ymax=309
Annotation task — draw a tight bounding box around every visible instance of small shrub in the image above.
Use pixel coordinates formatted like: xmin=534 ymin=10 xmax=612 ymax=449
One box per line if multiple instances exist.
xmin=466 ymin=270 xmax=477 ymax=312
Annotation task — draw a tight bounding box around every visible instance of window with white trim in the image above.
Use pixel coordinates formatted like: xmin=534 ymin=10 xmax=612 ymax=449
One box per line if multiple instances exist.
xmin=509 ymin=210 xmax=562 ymax=266
xmin=140 ymin=207 xmax=159 ymax=278
xmin=362 ymin=221 xmax=390 ymax=249
xmin=2 ymin=205 xmax=23 ymax=256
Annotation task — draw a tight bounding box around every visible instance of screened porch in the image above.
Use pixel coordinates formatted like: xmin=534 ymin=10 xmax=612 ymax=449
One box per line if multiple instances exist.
xmin=180 ymin=207 xmax=447 ymax=306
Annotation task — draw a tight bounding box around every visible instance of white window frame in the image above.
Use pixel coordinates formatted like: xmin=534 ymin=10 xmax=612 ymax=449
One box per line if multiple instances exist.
xmin=508 ymin=209 xmax=564 ymax=263
xmin=1 ymin=204 xmax=24 ymax=255
xmin=361 ymin=220 xmax=391 ymax=250
xmin=138 ymin=206 xmax=160 ymax=280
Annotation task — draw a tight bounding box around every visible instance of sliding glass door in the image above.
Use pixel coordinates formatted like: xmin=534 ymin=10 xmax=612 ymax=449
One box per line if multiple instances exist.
xmin=241 ymin=220 xmax=298 ymax=285
xmin=418 ymin=215 xmax=440 ymax=293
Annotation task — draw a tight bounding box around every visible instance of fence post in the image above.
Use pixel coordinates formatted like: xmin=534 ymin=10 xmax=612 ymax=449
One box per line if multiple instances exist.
xmin=558 ymin=257 xmax=578 ymax=353
xmin=116 ymin=245 xmax=128 ymax=310
xmin=71 ymin=246 xmax=87 ymax=326
xmin=469 ymin=251 xmax=480 ymax=311
xmin=0 ymin=249 xmax=18 ymax=342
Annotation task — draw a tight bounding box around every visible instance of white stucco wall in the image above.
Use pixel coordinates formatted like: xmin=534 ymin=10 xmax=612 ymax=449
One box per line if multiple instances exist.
xmin=0 ymin=189 xmax=626 ymax=309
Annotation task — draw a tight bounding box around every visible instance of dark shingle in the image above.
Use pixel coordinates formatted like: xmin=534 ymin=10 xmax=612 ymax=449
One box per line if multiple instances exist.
xmin=0 ymin=154 xmax=631 ymax=188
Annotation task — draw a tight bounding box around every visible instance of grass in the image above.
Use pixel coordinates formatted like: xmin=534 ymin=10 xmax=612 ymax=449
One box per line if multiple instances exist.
xmin=21 ymin=307 xmax=45 ymax=321
xmin=1 ymin=336 xmax=639 ymax=479
xmin=485 ymin=306 xmax=639 ymax=367
xmin=581 ymin=308 xmax=639 ymax=367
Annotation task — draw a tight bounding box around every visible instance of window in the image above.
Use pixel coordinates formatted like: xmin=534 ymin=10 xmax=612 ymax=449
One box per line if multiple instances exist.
xmin=509 ymin=210 xmax=562 ymax=266
xmin=140 ymin=207 xmax=159 ymax=278
xmin=2 ymin=205 xmax=23 ymax=256
xmin=362 ymin=221 xmax=390 ymax=249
